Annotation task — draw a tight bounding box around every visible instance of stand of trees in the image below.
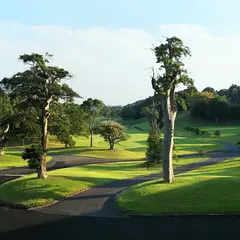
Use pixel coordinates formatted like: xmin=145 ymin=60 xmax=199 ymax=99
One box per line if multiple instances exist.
xmin=0 ymin=53 xmax=109 ymax=178
xmin=120 ymin=84 xmax=240 ymax=124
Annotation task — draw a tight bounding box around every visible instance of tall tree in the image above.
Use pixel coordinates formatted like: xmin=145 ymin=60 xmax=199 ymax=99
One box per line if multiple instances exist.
xmin=151 ymin=37 xmax=193 ymax=183
xmin=0 ymin=53 xmax=80 ymax=178
xmin=81 ymin=98 xmax=104 ymax=147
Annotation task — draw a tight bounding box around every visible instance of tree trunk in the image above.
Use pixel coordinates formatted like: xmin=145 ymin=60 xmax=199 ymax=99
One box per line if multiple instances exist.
xmin=37 ymin=153 xmax=47 ymax=178
xmin=110 ymin=142 xmax=114 ymax=150
xmin=90 ymin=131 xmax=93 ymax=147
xmin=39 ymin=98 xmax=52 ymax=179
xmin=0 ymin=148 xmax=4 ymax=156
xmin=162 ymin=95 xmax=176 ymax=183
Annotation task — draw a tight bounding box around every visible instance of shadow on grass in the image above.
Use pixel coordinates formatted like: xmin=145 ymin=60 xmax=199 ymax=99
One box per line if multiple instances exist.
xmin=126 ymin=147 xmax=146 ymax=152
xmin=0 ymin=175 xmax=119 ymax=207
xmin=120 ymin=176 xmax=240 ymax=214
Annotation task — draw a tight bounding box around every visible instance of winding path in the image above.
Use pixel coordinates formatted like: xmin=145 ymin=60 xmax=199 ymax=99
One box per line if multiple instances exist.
xmin=1 ymin=143 xmax=240 ymax=239
xmin=1 ymin=142 xmax=240 ymax=218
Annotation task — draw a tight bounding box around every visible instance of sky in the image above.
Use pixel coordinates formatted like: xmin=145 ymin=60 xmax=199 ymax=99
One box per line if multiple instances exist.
xmin=1 ymin=0 xmax=240 ymax=105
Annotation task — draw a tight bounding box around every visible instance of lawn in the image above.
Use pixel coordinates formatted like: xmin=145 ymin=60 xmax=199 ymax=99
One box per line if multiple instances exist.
xmin=117 ymin=158 xmax=240 ymax=214
xmin=0 ymin=149 xmax=52 ymax=170
xmin=0 ymin=156 xmax=207 ymax=208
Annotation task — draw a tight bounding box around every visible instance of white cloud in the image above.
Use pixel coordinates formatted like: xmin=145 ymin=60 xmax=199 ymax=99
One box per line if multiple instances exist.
xmin=0 ymin=23 xmax=239 ymax=105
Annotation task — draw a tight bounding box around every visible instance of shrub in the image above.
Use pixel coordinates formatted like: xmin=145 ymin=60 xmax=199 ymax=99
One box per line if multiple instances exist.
xmin=58 ymin=134 xmax=76 ymax=148
xmin=22 ymin=145 xmax=43 ymax=170
xmin=146 ymin=130 xmax=163 ymax=164
xmin=194 ymin=128 xmax=201 ymax=135
xmin=214 ymin=130 xmax=221 ymax=137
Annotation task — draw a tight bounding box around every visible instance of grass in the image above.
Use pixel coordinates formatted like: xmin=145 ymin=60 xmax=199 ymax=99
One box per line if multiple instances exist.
xmin=4 ymin=112 xmax=239 ymax=166
xmin=0 ymin=149 xmax=52 ymax=170
xmin=0 ymin=156 xmax=207 ymax=208
xmin=117 ymin=158 xmax=240 ymax=214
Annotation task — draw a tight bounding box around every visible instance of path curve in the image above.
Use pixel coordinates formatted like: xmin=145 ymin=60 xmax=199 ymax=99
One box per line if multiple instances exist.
xmin=35 ymin=142 xmax=240 ymax=217
xmin=1 ymin=142 xmax=240 ymax=217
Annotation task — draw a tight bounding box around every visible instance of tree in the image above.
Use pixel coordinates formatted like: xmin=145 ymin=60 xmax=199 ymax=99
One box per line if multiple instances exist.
xmin=191 ymin=95 xmax=230 ymax=123
xmin=0 ymin=92 xmax=13 ymax=155
xmin=151 ymin=37 xmax=194 ymax=183
xmin=81 ymin=98 xmax=104 ymax=147
xmin=202 ymin=87 xmax=215 ymax=93
xmin=49 ymin=102 xmax=88 ymax=147
xmin=0 ymin=53 xmax=80 ymax=178
xmin=146 ymin=100 xmax=163 ymax=164
xmin=98 ymin=120 xmax=129 ymax=150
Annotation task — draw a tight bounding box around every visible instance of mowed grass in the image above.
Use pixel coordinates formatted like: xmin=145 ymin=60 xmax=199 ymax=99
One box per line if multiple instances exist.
xmin=0 ymin=149 xmax=52 ymax=170
xmin=48 ymin=112 xmax=228 ymax=160
xmin=0 ymin=161 xmax=161 ymax=207
xmin=0 ymin=156 xmax=207 ymax=208
xmin=117 ymin=158 xmax=240 ymax=214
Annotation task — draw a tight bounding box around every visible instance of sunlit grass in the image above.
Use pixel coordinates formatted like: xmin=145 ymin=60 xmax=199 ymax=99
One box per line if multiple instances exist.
xmin=117 ymin=158 xmax=240 ymax=214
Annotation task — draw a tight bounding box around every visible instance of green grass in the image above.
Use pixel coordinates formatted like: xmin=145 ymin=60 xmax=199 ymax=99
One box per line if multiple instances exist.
xmin=6 ymin=112 xmax=239 ymax=165
xmin=0 ymin=156 xmax=207 ymax=208
xmin=117 ymin=158 xmax=240 ymax=214
xmin=0 ymin=149 xmax=52 ymax=170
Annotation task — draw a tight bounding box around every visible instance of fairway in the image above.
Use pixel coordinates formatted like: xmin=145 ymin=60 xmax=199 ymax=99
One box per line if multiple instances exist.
xmin=117 ymin=158 xmax=240 ymax=214
xmin=47 ymin=112 xmax=235 ymax=160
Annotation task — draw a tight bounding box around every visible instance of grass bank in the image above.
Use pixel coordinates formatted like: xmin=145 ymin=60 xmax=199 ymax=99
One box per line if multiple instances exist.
xmin=117 ymin=158 xmax=240 ymax=214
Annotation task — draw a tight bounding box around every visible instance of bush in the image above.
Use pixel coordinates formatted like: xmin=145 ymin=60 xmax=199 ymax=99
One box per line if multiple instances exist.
xmin=214 ymin=130 xmax=221 ymax=137
xmin=194 ymin=128 xmax=201 ymax=135
xmin=146 ymin=130 xmax=163 ymax=164
xmin=58 ymin=134 xmax=76 ymax=148
xmin=22 ymin=145 xmax=43 ymax=170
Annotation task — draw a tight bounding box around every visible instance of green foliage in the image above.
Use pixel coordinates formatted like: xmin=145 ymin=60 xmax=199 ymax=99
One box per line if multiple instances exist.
xmin=49 ymin=102 xmax=88 ymax=144
xmin=184 ymin=126 xmax=211 ymax=136
xmin=98 ymin=120 xmax=130 ymax=150
xmin=1 ymin=53 xmax=80 ymax=105
xmin=191 ymin=95 xmax=230 ymax=122
xmin=22 ymin=145 xmax=44 ymax=170
xmin=202 ymin=87 xmax=215 ymax=93
xmin=0 ymin=92 xmax=13 ymax=151
xmin=146 ymin=130 xmax=163 ymax=163
xmin=214 ymin=130 xmax=221 ymax=137
xmin=101 ymin=106 xmax=123 ymax=117
xmin=81 ymin=98 xmax=105 ymax=146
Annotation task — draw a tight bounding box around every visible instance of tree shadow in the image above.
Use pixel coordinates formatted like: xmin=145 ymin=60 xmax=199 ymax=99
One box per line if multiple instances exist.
xmin=126 ymin=147 xmax=146 ymax=152
xmin=121 ymin=176 xmax=240 ymax=214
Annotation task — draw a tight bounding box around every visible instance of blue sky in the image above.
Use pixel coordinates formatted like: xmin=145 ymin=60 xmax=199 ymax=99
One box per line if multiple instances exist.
xmin=1 ymin=0 xmax=240 ymax=105
xmin=2 ymin=0 xmax=240 ymax=33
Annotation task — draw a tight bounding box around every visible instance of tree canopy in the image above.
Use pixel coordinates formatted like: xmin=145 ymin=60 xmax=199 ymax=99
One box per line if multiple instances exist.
xmin=0 ymin=53 xmax=80 ymax=178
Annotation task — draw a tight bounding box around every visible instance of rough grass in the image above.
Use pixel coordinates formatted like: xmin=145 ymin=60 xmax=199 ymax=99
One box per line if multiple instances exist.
xmin=117 ymin=158 xmax=240 ymax=214
xmin=0 ymin=156 xmax=207 ymax=208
